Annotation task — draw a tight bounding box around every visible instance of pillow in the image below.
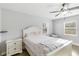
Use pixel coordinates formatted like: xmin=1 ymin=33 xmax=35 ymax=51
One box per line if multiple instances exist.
xmin=30 ymin=31 xmax=42 ymax=36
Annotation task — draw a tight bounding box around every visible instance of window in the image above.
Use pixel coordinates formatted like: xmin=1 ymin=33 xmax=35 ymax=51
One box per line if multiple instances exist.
xmin=64 ymin=21 xmax=76 ymax=36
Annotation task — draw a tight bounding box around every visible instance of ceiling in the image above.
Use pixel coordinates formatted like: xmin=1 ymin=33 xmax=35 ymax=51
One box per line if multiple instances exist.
xmin=0 ymin=3 xmax=79 ymax=20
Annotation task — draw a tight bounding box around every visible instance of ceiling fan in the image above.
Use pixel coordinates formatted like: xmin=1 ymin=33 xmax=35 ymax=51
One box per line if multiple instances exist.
xmin=50 ymin=3 xmax=79 ymax=17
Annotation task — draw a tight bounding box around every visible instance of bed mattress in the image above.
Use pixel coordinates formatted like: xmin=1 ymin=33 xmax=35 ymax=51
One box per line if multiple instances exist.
xmin=23 ymin=35 xmax=71 ymax=56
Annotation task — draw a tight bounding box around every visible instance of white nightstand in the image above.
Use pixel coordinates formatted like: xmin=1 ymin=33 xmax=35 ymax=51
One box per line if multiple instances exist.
xmin=6 ymin=39 xmax=22 ymax=56
xmin=49 ymin=34 xmax=59 ymax=38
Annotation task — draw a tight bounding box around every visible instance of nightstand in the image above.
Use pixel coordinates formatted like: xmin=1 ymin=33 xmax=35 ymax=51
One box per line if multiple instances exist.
xmin=6 ymin=39 xmax=22 ymax=56
xmin=49 ymin=34 xmax=59 ymax=38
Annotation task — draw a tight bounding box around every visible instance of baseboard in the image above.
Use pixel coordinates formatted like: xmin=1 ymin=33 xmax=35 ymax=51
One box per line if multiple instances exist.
xmin=72 ymin=43 xmax=79 ymax=46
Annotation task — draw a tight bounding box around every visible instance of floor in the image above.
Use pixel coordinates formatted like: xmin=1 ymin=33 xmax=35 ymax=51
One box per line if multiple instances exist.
xmin=13 ymin=45 xmax=79 ymax=56
xmin=13 ymin=49 xmax=30 ymax=56
xmin=72 ymin=45 xmax=79 ymax=56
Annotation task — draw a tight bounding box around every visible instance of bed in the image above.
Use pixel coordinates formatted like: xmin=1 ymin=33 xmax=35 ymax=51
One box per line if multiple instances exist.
xmin=22 ymin=26 xmax=72 ymax=56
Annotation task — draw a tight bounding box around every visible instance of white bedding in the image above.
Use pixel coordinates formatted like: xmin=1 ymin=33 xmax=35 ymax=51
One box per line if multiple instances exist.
xmin=23 ymin=35 xmax=70 ymax=56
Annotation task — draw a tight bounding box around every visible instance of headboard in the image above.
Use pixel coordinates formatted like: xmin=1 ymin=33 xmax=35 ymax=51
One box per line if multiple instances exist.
xmin=22 ymin=26 xmax=43 ymax=39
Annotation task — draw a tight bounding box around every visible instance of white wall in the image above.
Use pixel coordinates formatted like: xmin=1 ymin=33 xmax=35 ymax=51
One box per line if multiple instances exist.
xmin=0 ymin=8 xmax=1 ymax=42
xmin=46 ymin=21 xmax=53 ymax=34
xmin=0 ymin=8 xmax=1 ymax=30
xmin=0 ymin=8 xmax=6 ymax=55
xmin=1 ymin=8 xmax=52 ymax=41
xmin=53 ymin=15 xmax=79 ymax=45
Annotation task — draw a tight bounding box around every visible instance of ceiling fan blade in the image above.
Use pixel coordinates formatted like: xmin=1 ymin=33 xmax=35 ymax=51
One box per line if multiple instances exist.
xmin=68 ymin=6 xmax=79 ymax=10
xmin=55 ymin=10 xmax=62 ymax=16
xmin=59 ymin=6 xmax=79 ymax=12
xmin=55 ymin=13 xmax=60 ymax=16
xmin=50 ymin=7 xmax=64 ymax=13
xmin=50 ymin=5 xmax=79 ymax=14
xmin=50 ymin=10 xmax=60 ymax=13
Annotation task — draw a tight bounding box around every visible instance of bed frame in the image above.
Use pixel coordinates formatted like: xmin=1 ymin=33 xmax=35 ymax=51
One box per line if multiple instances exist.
xmin=22 ymin=26 xmax=72 ymax=56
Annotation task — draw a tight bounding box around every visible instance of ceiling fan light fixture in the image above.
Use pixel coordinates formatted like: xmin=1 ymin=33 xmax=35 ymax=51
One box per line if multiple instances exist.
xmin=49 ymin=3 xmax=79 ymax=17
